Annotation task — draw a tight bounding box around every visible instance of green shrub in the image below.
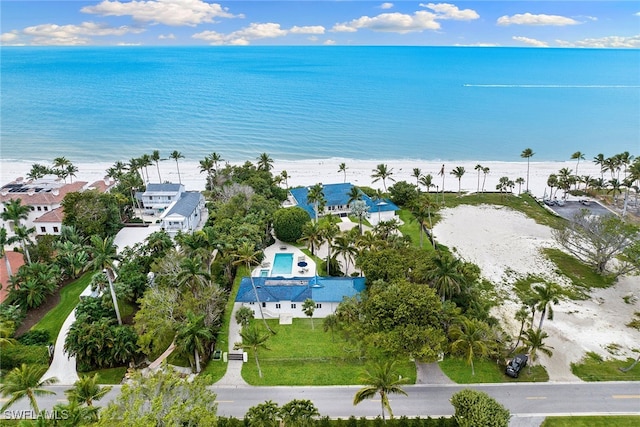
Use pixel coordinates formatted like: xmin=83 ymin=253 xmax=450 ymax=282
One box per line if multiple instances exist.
xmin=17 ymin=329 xmax=51 ymax=346
xmin=0 ymin=344 xmax=49 ymax=372
xmin=451 ymin=388 xmax=511 ymax=427
xmin=273 ymin=207 xmax=311 ymax=242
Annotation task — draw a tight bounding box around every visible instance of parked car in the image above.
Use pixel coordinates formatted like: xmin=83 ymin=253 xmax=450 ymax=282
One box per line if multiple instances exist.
xmin=505 ymin=354 xmax=528 ymax=378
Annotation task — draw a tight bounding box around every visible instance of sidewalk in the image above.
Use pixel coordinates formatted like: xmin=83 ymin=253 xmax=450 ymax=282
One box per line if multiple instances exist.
xmin=40 ymin=307 xmax=79 ymax=385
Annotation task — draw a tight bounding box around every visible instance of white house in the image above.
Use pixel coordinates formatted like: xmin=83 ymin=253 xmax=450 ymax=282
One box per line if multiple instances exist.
xmin=139 ymin=183 xmax=185 ymax=215
xmin=235 ymin=276 xmax=366 ymax=320
xmin=160 ymin=191 xmax=205 ymax=235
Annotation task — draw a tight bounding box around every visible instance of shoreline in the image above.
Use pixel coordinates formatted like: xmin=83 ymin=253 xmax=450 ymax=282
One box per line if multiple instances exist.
xmin=1 ymin=157 xmax=603 ymax=199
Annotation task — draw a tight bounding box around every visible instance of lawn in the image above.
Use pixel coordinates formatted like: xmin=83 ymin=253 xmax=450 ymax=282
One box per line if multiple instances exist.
xmin=397 ymin=209 xmax=434 ymax=250
xmin=541 ymin=415 xmax=640 ymax=426
xmin=81 ymin=366 xmax=127 ymax=384
xmin=241 ymin=318 xmax=416 ymax=385
xmin=439 ymin=356 xmax=549 ymax=383
xmin=31 ymin=272 xmax=92 ymax=340
xmin=571 ymin=352 xmax=640 ymax=381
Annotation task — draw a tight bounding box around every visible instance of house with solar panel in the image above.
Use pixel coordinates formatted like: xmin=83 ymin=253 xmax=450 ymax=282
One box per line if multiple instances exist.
xmin=287 ymin=183 xmax=399 ymax=225
xmin=236 ymin=275 xmax=366 ymax=321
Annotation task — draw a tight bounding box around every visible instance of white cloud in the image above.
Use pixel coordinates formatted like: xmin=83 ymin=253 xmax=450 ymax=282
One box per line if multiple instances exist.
xmin=420 ymin=3 xmax=479 ymax=20
xmin=15 ymin=21 xmax=144 ymax=45
xmin=332 ymin=11 xmax=440 ymax=34
xmin=635 ymin=12 xmax=640 ymax=17
xmin=0 ymin=32 xmax=19 ymax=43
xmin=81 ymin=0 xmax=242 ymax=27
xmin=512 ymin=36 xmax=548 ymax=47
xmin=380 ymin=3 xmax=394 ymax=9
xmin=497 ymin=13 xmax=579 ymax=26
xmin=159 ymin=33 xmax=176 ymax=39
xmin=289 ymin=25 xmax=325 ymax=35
xmin=323 ymin=39 xmax=336 ymax=45
xmin=194 ymin=22 xmax=322 ymax=45
xmin=556 ymin=35 xmax=640 ymax=48
xmin=117 ymin=42 xmax=142 ymax=46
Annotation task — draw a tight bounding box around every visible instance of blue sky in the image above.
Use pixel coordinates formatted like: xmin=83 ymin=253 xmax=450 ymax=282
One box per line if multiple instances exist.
xmin=1 ymin=1 xmax=639 ymax=47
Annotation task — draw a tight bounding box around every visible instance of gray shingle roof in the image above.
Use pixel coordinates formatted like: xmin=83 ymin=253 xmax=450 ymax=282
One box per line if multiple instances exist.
xmin=165 ymin=191 xmax=202 ymax=217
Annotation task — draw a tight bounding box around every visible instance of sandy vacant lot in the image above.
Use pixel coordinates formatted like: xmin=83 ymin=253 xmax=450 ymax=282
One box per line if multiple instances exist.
xmin=433 ymin=204 xmax=640 ymax=381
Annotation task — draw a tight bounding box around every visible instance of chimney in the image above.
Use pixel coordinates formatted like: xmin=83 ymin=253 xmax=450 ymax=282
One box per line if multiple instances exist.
xmin=52 ymin=189 xmax=60 ymax=196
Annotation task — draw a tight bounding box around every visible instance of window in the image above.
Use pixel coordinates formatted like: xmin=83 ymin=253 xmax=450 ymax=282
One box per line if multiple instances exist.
xmin=291 ymin=303 xmax=297 ymax=309
xmin=262 ymin=302 xmax=266 ymax=308
xmin=37 ymin=206 xmax=42 ymax=211
xmin=44 ymin=207 xmax=48 ymax=211
xmin=275 ymin=304 xmax=281 ymax=309
xmin=316 ymin=303 xmax=322 ymax=309
xmin=53 ymin=227 xmax=59 ymax=233
xmin=149 ymin=196 xmax=153 ymax=200
xmin=40 ymin=227 xmax=46 ymax=232
xmin=249 ymin=302 xmax=254 ymax=305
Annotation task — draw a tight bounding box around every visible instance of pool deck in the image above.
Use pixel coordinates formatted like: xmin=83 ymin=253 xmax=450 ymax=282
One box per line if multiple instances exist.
xmin=254 ymin=239 xmax=316 ymax=278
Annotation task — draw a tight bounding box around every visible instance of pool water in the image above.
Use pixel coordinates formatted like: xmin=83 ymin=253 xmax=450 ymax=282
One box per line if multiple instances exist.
xmin=271 ymin=253 xmax=293 ymax=275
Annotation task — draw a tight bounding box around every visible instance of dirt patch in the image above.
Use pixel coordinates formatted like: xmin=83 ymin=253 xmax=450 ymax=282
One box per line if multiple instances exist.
xmin=13 ymin=278 xmax=73 ymax=337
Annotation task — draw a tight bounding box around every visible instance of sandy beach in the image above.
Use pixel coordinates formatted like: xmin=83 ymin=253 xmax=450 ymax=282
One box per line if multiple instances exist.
xmin=1 ymin=157 xmax=602 ymax=200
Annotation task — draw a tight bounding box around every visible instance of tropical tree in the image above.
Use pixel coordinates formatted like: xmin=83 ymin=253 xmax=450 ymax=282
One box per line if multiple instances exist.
xmin=520 ymin=328 xmax=553 ymax=373
xmin=323 ymin=313 xmax=339 ymax=342
xmin=302 ymin=298 xmax=316 ymax=330
xmin=235 ymin=324 xmax=271 ymax=378
xmin=412 ymin=168 xmax=422 ymax=189
xmin=245 ymin=400 xmax=280 ymax=427
xmin=450 ymin=166 xmax=465 ymax=195
xmin=449 ymin=318 xmax=491 ymax=375
xmin=571 ymin=151 xmax=585 ymax=188
xmin=515 ymin=177 xmax=525 ymax=195
xmin=177 ymin=257 xmax=211 ymax=295
xmin=521 ymin=148 xmax=535 ymax=193
xmin=65 ymin=374 xmax=112 ymax=408
xmin=338 ymin=162 xmax=348 ymax=183
xmin=298 ymin=221 xmax=322 ymax=256
xmin=235 ymin=306 xmax=254 ymax=328
xmin=0 ymin=227 xmax=13 ymax=279
xmin=176 ymin=311 xmax=213 ymax=373
xmin=257 ymin=152 xmax=274 ymax=171
xmin=474 ymin=164 xmax=483 ymax=193
xmin=481 ymin=166 xmax=490 ymax=192
xmin=1 ymin=198 xmax=30 ymax=230
xmin=353 ymin=359 xmax=409 ymax=421
xmin=509 ymin=306 xmax=530 ymax=354
xmin=200 ymin=156 xmax=215 ymax=190
xmin=232 ymin=243 xmax=271 ymax=332
xmin=0 ymin=364 xmax=58 ymax=414
xmin=593 ymin=153 xmax=606 ymax=180
xmin=332 ymin=234 xmax=357 ymax=274
xmin=87 ymin=235 xmax=122 ymax=325
xmin=280 ymin=170 xmax=290 ymax=189
xmin=350 ymin=200 xmax=369 ymax=236
xmin=150 ymin=150 xmax=164 ymax=182
xmin=169 ymin=150 xmax=184 ymax=184
xmin=306 ymin=183 xmax=326 ymax=223
xmin=418 ymin=173 xmax=434 ymax=193
xmin=371 ymin=163 xmax=395 ymax=192
xmin=450 ymin=389 xmax=511 ymax=427
xmin=280 ymin=399 xmax=320 ymax=427
xmin=9 ymin=224 xmax=35 ymax=264
xmin=532 ymin=282 xmax=564 ymax=331
xmin=27 ymin=163 xmax=50 ymax=180
xmin=424 ymin=253 xmax=465 ymax=302
xmin=319 ymin=218 xmax=340 ymax=275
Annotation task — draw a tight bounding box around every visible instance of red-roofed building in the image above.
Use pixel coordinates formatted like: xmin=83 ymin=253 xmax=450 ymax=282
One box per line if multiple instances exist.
xmin=0 ymin=251 xmax=25 ymax=304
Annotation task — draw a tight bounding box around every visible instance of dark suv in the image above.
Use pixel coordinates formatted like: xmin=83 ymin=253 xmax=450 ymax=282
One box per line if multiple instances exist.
xmin=505 ymin=354 xmax=528 ymax=378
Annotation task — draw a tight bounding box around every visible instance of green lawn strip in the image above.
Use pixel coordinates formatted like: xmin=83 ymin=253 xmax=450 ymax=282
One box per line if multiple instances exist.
xmin=571 ymin=352 xmax=640 ymax=381
xmin=80 ymin=366 xmax=128 ymax=384
xmin=200 ymin=266 xmax=248 ymax=383
xmin=241 ymin=318 xmax=416 ymax=385
xmin=439 ymin=357 xmax=549 ymax=383
xmin=541 ymin=415 xmax=640 ymax=427
xmin=542 ymin=248 xmax=615 ymax=298
xmin=397 ymin=209 xmax=433 ymax=250
xmin=31 ymin=272 xmax=92 ymax=340
xmin=301 ymin=249 xmax=327 ymax=276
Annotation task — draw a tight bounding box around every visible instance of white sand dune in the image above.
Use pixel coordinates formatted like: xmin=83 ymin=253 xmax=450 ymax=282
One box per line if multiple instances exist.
xmin=433 ymin=204 xmax=640 ymax=381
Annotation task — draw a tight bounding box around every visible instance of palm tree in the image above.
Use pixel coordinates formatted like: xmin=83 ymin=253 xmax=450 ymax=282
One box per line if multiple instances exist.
xmin=302 ymin=298 xmax=316 ymax=330
xmin=176 ymin=311 xmax=213 ymax=373
xmin=509 ymin=306 xmax=530 ymax=355
xmin=437 ymin=164 xmax=445 ymax=202
xmin=449 ymin=318 xmax=491 ymax=376
xmin=151 ymin=150 xmax=164 ymax=182
xmin=338 ymin=162 xmax=348 ymax=183
xmin=65 ymin=164 xmax=79 ymax=183
xmin=235 ymin=324 xmax=271 ymax=378
xmin=199 ymin=156 xmax=215 ymax=190
xmin=353 ymin=360 xmax=408 ymax=421
xmin=306 ymin=183 xmax=326 ymax=223
xmin=9 ymin=224 xmax=35 ymax=264
xmin=450 ymin=166 xmax=465 ymax=195
xmin=346 ymin=186 xmax=362 ymax=206
xmin=0 ymin=227 xmax=13 ymax=280
xmin=425 ymin=253 xmax=465 ymax=302
xmin=409 ymin=200 xmax=429 ymax=248
xmin=520 ymin=328 xmax=553 ymax=374
xmin=1 ymin=198 xmax=30 ymax=230
xmin=87 ymin=235 xmax=122 ymax=325
xmin=532 ymin=282 xmax=563 ymax=331
xmin=139 ymin=154 xmax=153 ymax=183
xmin=371 ymin=164 xmax=395 ymax=193
xmin=169 ymin=150 xmax=184 ymax=184
xmin=257 ymin=153 xmax=274 ymax=171
xmin=474 ymin=164 xmax=483 ymax=193
xmin=280 ymin=170 xmax=290 ymax=189
xmin=0 ymin=364 xmax=58 ymax=414
xmin=323 ymin=314 xmax=339 ymax=342
xmin=481 ymin=166 xmax=490 ymax=192
xmin=418 ymin=173 xmax=433 ymax=193
xmin=607 ymin=178 xmax=623 ymax=206
xmin=65 ymin=374 xmax=112 ymax=407
xmin=319 ymin=219 xmax=340 ymax=275
xmin=299 ymin=221 xmax=322 ymax=256
xmin=521 ymin=148 xmax=535 ymax=193
xmin=593 ymin=153 xmax=606 ymax=180
xmin=332 ymin=234 xmax=357 ymax=275
xmin=177 ymin=257 xmax=211 ymax=295
xmin=515 ymin=177 xmax=525 ymax=195
xmin=27 ymin=163 xmax=50 ymax=180
xmin=232 ymin=243 xmax=272 ymax=332
xmin=571 ymin=151 xmax=585 ymax=189
xmin=412 ymin=168 xmax=422 ymax=189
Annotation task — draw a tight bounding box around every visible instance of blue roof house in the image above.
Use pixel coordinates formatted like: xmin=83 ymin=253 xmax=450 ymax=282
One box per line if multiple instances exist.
xmin=288 ymin=183 xmax=399 ymax=225
xmin=236 ymin=276 xmax=366 ymax=320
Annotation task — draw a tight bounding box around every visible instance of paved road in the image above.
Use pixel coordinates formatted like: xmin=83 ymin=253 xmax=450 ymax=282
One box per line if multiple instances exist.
xmin=3 ymin=382 xmax=639 ymax=420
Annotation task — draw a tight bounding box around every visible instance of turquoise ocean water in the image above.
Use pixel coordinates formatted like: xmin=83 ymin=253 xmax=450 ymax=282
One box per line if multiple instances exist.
xmin=1 ymin=46 xmax=638 ymax=163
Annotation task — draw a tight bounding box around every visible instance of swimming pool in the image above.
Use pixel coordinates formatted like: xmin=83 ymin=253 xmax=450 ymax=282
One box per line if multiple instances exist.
xmin=271 ymin=253 xmax=293 ymax=275
xmin=260 ymin=269 xmax=270 ymax=277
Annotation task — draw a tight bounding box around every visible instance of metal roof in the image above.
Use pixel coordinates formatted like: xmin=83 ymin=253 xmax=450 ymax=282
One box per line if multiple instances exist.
xmin=164 ymin=191 xmax=202 ymax=218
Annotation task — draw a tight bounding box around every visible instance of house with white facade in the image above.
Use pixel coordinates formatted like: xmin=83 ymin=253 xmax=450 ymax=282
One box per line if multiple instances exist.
xmin=139 ymin=183 xmax=185 ymax=215
xmin=236 ymin=276 xmax=366 ymax=320
xmin=160 ymin=191 xmax=205 ymax=235
xmin=288 ymin=182 xmax=399 ymax=225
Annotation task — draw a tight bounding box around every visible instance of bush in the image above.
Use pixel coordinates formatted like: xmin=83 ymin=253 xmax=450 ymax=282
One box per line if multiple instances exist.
xmin=450 ymin=389 xmax=510 ymax=427
xmin=0 ymin=344 xmax=49 ymax=372
xmin=273 ymin=207 xmax=311 ymax=242
xmin=17 ymin=329 xmax=51 ymax=346
xmin=389 ymin=181 xmax=418 ymax=206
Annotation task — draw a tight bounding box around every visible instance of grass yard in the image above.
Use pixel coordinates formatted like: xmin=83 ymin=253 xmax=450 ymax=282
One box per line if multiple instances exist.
xmin=571 ymin=352 xmax=640 ymax=381
xmin=541 ymin=415 xmax=640 ymax=426
xmin=81 ymin=366 xmax=127 ymax=384
xmin=398 ymin=209 xmax=434 ymax=250
xmin=241 ymin=318 xmax=416 ymax=385
xmin=439 ymin=356 xmax=549 ymax=383
xmin=31 ymin=272 xmax=92 ymax=340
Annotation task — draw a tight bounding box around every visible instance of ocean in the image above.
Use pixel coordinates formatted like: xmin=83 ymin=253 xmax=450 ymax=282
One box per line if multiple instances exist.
xmin=1 ymin=46 xmax=638 ymax=164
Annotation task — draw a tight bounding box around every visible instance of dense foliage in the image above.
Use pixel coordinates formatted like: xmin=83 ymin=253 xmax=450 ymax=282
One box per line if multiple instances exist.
xmin=273 ymin=207 xmax=311 ymax=242
xmin=450 ymin=389 xmax=511 ymax=427
xmin=61 ymin=191 xmax=122 ymax=238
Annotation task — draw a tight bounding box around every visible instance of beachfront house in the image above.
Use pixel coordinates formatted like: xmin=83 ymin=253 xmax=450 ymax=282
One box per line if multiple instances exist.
xmin=159 ymin=191 xmax=205 ymax=235
xmin=0 ymin=177 xmax=116 ymax=238
xmin=139 ymin=183 xmax=185 ymax=215
xmin=288 ymin=182 xmax=399 ymax=225
xmin=236 ymin=275 xmax=366 ymax=321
